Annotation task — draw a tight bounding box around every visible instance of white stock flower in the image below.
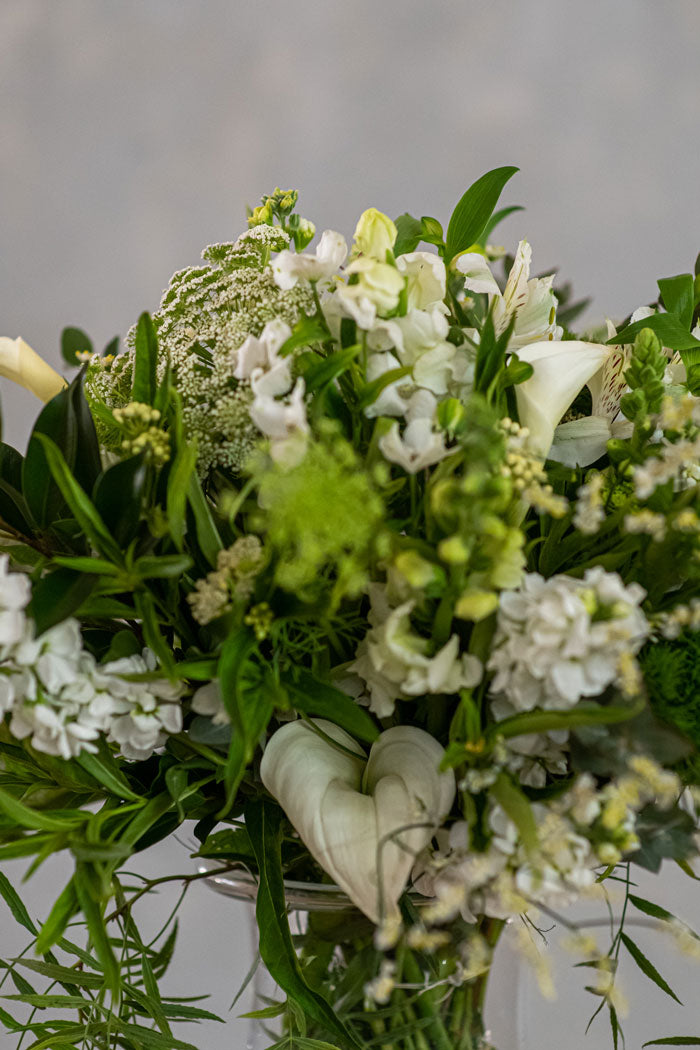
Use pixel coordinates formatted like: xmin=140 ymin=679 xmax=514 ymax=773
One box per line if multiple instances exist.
xmin=0 ymin=555 xmax=31 ymax=652
xmin=272 ymin=230 xmax=347 ymax=290
xmin=488 ymin=568 xmax=649 ymax=713
xmin=260 ymin=718 xmax=455 ymax=923
xmin=0 ymin=336 xmax=67 ymax=402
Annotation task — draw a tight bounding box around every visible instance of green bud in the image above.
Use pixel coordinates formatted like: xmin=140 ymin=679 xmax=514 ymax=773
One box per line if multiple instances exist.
xmin=394 ymin=549 xmax=446 ymax=591
xmin=454 ymin=588 xmax=499 ymax=621
xmin=437 ymin=397 xmax=466 ymax=437
xmin=438 ymin=534 xmax=470 ymax=564
xmin=248 ymin=202 xmax=274 ymax=227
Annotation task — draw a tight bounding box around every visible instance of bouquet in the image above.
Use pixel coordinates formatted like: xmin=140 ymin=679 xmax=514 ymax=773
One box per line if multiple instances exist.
xmin=2 ymin=167 xmax=700 ymax=1049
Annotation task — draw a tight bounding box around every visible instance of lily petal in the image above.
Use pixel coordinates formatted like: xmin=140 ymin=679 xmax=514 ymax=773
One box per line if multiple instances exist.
xmin=260 ymin=718 xmax=455 ymax=922
xmin=514 ymin=340 xmax=612 ymax=460
xmin=0 ymin=337 xmax=66 ymax=402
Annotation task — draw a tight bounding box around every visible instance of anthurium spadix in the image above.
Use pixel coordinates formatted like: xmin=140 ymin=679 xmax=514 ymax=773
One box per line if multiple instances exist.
xmin=260 ymin=718 xmax=455 ymax=923
xmin=0 ymin=337 xmax=66 ymax=402
xmin=514 ymin=340 xmax=613 ymax=461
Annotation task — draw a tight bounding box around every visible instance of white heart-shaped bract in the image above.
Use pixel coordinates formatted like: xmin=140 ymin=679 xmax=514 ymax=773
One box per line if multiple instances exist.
xmin=260 ymin=718 xmax=455 ymax=923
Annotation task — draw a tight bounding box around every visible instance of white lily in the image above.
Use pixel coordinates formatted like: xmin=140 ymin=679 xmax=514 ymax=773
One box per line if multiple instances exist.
xmin=0 ymin=337 xmax=66 ymax=402
xmin=514 ymin=340 xmax=613 ymax=460
xmin=260 ymin=718 xmax=455 ymax=922
xmin=272 ymin=230 xmax=348 ymax=290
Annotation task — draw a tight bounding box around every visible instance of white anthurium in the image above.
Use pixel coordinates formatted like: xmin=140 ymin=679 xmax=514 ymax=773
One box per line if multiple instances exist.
xmin=272 ymin=230 xmax=348 ymax=290
xmin=514 ymin=340 xmax=614 ymax=460
xmin=547 ymin=307 xmax=660 ymax=467
xmin=260 ymin=717 xmax=456 ymax=923
xmin=0 ymin=336 xmax=66 ymax=402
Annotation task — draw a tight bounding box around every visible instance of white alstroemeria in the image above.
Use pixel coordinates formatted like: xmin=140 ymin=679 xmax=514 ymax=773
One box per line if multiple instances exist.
xmin=260 ymin=718 xmax=455 ymax=923
xmin=514 ymin=340 xmax=613 ymax=460
xmin=0 ymin=336 xmax=66 ymax=402
xmin=454 ymin=252 xmax=502 ymax=296
xmin=233 ymin=320 xmax=292 ymax=394
xmin=396 ymin=252 xmax=447 ymax=309
xmin=457 ymin=241 xmax=561 ymax=349
xmin=250 ymin=377 xmax=309 ymax=442
xmin=272 ymin=230 xmax=348 ymax=290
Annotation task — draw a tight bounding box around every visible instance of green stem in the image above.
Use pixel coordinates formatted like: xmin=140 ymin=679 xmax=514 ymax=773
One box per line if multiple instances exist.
xmin=402 ymin=952 xmax=453 ymax=1050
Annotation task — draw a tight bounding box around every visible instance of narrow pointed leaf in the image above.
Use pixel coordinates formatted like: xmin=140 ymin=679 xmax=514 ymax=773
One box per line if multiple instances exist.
xmin=445 ymin=166 xmax=519 ymax=263
xmin=621 ymin=932 xmax=681 ymax=1004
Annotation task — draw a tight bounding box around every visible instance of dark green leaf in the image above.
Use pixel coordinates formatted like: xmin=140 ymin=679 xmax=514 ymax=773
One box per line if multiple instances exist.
xmin=167 ymin=443 xmax=197 ymax=551
xmin=33 ymin=434 xmax=121 ymax=560
xmin=278 ymin=316 xmax=329 ymax=358
xmin=29 ymin=568 xmax=97 ymax=635
xmin=303 ymin=346 xmax=362 ymax=394
xmin=445 ymin=166 xmax=519 ymax=263
xmin=621 ymin=932 xmax=681 ymax=1004
xmin=0 ymin=443 xmax=23 ymax=489
xmin=0 ymin=870 xmax=37 ymax=934
xmin=75 ymin=746 xmax=143 ymax=801
xmin=643 ymin=1039 xmax=700 ymax=1046
xmin=12 ymin=959 xmax=105 ymax=989
xmin=658 ymin=273 xmax=694 ymax=329
xmin=133 ymin=553 xmax=193 ymax=579
xmin=629 ymin=894 xmax=677 ymax=924
xmin=0 ymin=787 xmax=82 ymax=832
xmin=493 ymin=699 xmax=643 ymax=740
xmin=245 ymin=799 xmax=361 ymax=1049
xmin=93 ymin=451 xmax=148 ymax=547
xmin=132 ymin=312 xmax=158 ymax=405
xmin=69 ymin=370 xmax=102 ymax=492
xmin=285 ymin=671 xmax=378 ymax=743
xmin=61 ymin=328 xmax=92 ymax=367
xmin=356 ymin=366 xmax=412 ymax=411
xmin=133 ymin=591 xmax=175 ymax=675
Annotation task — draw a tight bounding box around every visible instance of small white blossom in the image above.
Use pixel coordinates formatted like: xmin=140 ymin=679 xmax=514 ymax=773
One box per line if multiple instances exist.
xmin=272 ymin=230 xmax=347 ymax=290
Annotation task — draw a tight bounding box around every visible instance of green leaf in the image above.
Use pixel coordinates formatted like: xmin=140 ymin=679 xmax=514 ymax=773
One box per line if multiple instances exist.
xmin=620 ymin=932 xmax=681 ymax=1004
xmin=132 ymin=553 xmax=193 ymax=579
xmin=445 ymin=166 xmax=519 ymax=263
xmin=2 ymin=993 xmax=93 ymax=1010
xmin=643 ymin=1039 xmax=700 ymax=1046
xmin=29 ymin=568 xmax=97 ymax=636
xmin=610 ymin=313 xmax=700 ymax=353
xmin=628 ymin=894 xmax=677 ymax=924
xmin=133 ymin=591 xmax=175 ymax=675
xmin=141 ymin=953 xmax=173 ymax=1037
xmin=61 ymin=327 xmax=92 ymax=367
xmin=12 ymin=959 xmax=105 ymax=989
xmin=73 ymin=863 xmax=120 ymax=997
xmin=393 ymin=213 xmax=425 ymax=257
xmin=132 ymin=312 xmax=158 ymax=405
xmin=167 ymin=443 xmax=198 ymax=550
xmin=0 ymin=787 xmax=82 ymax=832
xmin=245 ymin=799 xmax=361 ymax=1050
xmin=490 ymin=772 xmax=538 ymax=852
xmin=479 ymin=204 xmax=525 ymax=246
xmin=278 ymin=316 xmax=329 ymax=358
xmin=0 ymin=870 xmax=37 ymax=934
xmin=0 ymin=475 xmax=32 ymax=534
xmin=303 ymin=346 xmax=362 ymax=394
xmin=285 ymin=671 xmax=378 ymax=743
xmin=93 ymin=451 xmax=148 ymax=547
xmin=187 ymin=473 xmax=222 ymax=567
xmin=33 ymin=434 xmax=122 ymax=561
xmin=492 ymin=699 xmax=643 ymax=740
xmin=35 ymin=878 xmax=78 ymax=954
xmin=75 ymin=746 xmax=143 ymax=801
xmin=658 ymin=273 xmax=694 ymax=329
xmin=159 ymin=1003 xmax=223 ymax=1022
xmin=356 ymin=366 xmax=412 ymax=411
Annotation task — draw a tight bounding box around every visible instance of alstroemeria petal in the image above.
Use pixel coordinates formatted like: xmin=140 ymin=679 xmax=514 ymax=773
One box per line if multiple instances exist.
xmin=514 ymin=340 xmax=612 ymax=460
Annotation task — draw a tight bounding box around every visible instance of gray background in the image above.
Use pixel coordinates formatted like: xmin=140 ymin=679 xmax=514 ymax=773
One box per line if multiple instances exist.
xmin=2 ymin=0 xmax=700 ymax=1046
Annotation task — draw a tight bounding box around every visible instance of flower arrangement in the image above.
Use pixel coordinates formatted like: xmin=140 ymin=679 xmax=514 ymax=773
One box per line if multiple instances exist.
xmin=1 ymin=168 xmax=700 ymax=1049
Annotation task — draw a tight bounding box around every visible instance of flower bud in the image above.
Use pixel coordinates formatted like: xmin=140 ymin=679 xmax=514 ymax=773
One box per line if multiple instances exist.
xmin=353 ymin=208 xmax=397 ymax=261
xmin=454 ymin=588 xmax=499 ymax=621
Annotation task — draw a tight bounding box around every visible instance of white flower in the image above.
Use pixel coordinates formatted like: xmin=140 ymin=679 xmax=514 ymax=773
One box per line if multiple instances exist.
xmin=353 ymin=208 xmax=397 ymax=261
xmin=0 ymin=555 xmax=31 ymax=651
xmin=191 ymin=680 xmax=229 ymax=725
xmin=272 ymin=230 xmax=347 ymax=290
xmin=378 ymin=391 xmax=452 ymax=473
xmin=514 ymin=340 xmax=613 ymax=460
xmin=351 ymin=590 xmax=482 ymax=717
xmin=0 ymin=336 xmax=66 ymax=402
xmin=457 ymin=241 xmax=561 ymax=349
xmin=260 ymin=718 xmax=455 ymax=923
xmin=250 ymin=377 xmax=309 ymax=442
xmin=488 ymin=569 xmax=649 ymax=713
xmin=337 ymin=257 xmax=405 ymax=326
xmin=233 ymin=319 xmax=292 ymax=394
xmin=396 ymin=252 xmax=446 ymax=309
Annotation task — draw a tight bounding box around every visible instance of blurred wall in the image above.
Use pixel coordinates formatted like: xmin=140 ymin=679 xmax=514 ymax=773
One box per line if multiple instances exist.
xmin=2 ymin=1 xmax=700 ymax=1046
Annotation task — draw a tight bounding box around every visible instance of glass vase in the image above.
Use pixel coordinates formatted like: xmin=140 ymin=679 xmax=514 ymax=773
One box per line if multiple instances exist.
xmin=202 ymin=864 xmax=512 ymax=1050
